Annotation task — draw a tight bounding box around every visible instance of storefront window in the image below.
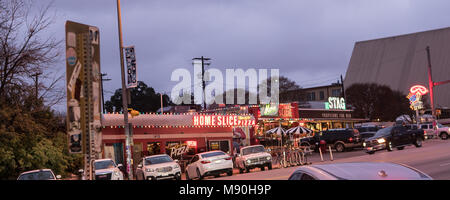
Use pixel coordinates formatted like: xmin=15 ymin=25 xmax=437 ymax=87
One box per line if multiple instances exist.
xmin=146 ymin=142 xmax=161 ymax=156
xmin=332 ymin=122 xmax=343 ymax=129
xmin=165 ymin=141 xmax=196 ymax=160
xmin=209 ymin=140 xmax=230 ymax=154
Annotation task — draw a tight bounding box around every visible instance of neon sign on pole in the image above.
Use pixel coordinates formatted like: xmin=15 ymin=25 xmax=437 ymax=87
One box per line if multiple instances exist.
xmin=410 ymin=85 xmax=428 ymax=95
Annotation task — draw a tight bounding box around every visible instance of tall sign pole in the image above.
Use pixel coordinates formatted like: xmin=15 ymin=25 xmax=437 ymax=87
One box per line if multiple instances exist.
xmin=116 ymin=0 xmax=133 ymax=180
xmin=66 ymin=21 xmax=102 ymax=180
xmin=426 ymin=46 xmax=435 ymax=117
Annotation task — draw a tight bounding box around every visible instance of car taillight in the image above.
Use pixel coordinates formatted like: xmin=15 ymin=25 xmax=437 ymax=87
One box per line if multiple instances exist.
xmin=201 ymin=160 xmax=211 ymax=164
xmin=225 ymin=157 xmax=232 ymax=160
xmin=349 ymin=137 xmax=353 ymax=142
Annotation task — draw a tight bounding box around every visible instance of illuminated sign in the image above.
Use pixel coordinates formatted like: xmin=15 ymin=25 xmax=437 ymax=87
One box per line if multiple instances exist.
xmin=325 ymin=97 xmax=346 ymax=110
xmin=193 ymin=115 xmax=255 ymax=126
xmin=410 ymin=85 xmax=428 ymax=95
xmin=186 ymin=141 xmax=197 ymax=148
xmin=169 ymin=144 xmax=189 ymax=157
xmin=407 ymin=85 xmax=428 ymax=110
xmin=260 ymin=104 xmax=278 ymax=116
xmin=278 ymin=104 xmax=293 ymax=118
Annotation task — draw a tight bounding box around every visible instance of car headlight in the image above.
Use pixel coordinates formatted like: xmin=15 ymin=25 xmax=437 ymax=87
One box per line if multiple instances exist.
xmin=114 ymin=171 xmax=120 ymax=176
xmin=174 ymin=165 xmax=180 ymax=169
xmin=362 ymin=142 xmax=366 ymax=147
xmin=266 ymin=156 xmax=271 ymax=160
xmin=145 ymin=168 xmax=154 ymax=172
xmin=377 ymin=138 xmax=386 ymax=143
xmin=246 ymin=159 xmax=251 ymax=164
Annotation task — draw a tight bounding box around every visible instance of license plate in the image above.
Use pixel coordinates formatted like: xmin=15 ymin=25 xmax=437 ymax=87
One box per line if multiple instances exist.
xmin=214 ymin=160 xmax=223 ymax=163
xmin=160 ymin=173 xmax=169 ymax=177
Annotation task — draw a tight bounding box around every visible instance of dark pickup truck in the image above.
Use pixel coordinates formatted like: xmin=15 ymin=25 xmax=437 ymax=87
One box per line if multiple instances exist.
xmin=299 ymin=128 xmax=362 ymax=152
xmin=363 ymin=125 xmax=424 ymax=154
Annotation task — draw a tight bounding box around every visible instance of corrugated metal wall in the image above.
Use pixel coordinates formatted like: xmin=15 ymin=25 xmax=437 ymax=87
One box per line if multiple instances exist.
xmin=344 ymin=27 xmax=450 ymax=108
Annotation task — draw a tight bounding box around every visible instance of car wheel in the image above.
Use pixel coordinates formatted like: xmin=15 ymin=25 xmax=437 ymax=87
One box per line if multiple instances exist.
xmin=185 ymin=171 xmax=190 ymax=180
xmin=414 ymin=137 xmax=423 ymax=147
xmin=196 ymin=168 xmax=203 ymax=180
xmin=335 ymin=143 xmax=345 ymax=152
xmin=227 ymin=169 xmax=233 ymax=176
xmin=245 ymin=166 xmax=250 ymax=173
xmin=260 ymin=166 xmax=265 ymax=171
xmin=175 ymin=173 xmax=181 ymax=180
xmin=239 ymin=167 xmax=244 ymax=174
xmin=440 ymin=132 xmax=448 ymax=140
xmin=397 ymin=146 xmax=405 ymax=150
xmin=366 ymin=151 xmax=375 ymax=155
xmin=268 ymin=163 xmax=272 ymax=170
xmin=386 ymin=141 xmax=393 ymax=151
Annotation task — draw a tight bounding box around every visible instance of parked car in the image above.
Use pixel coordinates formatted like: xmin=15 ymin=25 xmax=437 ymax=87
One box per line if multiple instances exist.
xmin=300 ymin=128 xmax=362 ymax=152
xmin=135 ymin=154 xmax=181 ymax=180
xmin=356 ymin=125 xmax=382 ymax=134
xmin=288 ymin=162 xmax=432 ymax=180
xmin=17 ymin=169 xmax=61 ymax=180
xmin=360 ymin=132 xmax=376 ymax=141
xmin=363 ymin=125 xmax=424 ymax=154
xmin=419 ymin=123 xmax=450 ymax=140
xmin=235 ymin=145 xmax=272 ymax=173
xmin=92 ymin=159 xmax=124 ymax=180
xmin=185 ymin=150 xmax=233 ymax=180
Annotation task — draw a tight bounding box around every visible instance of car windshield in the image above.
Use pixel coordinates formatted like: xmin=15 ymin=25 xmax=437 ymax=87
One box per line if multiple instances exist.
xmin=437 ymin=123 xmax=445 ymax=128
xmin=94 ymin=160 xmax=116 ymax=170
xmin=242 ymin=146 xmax=265 ymax=155
xmin=374 ymin=127 xmax=393 ymax=137
xmin=18 ymin=171 xmax=54 ymax=180
xmin=201 ymin=151 xmax=226 ymax=158
xmin=145 ymin=155 xmax=173 ymax=165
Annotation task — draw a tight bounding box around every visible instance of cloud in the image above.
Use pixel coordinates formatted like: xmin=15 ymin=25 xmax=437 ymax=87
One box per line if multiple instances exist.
xmin=34 ymin=0 xmax=450 ymax=110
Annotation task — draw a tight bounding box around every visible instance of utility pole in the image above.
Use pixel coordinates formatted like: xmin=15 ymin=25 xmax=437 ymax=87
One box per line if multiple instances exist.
xmin=30 ymin=72 xmax=42 ymax=101
xmin=340 ymin=75 xmax=345 ymax=99
xmin=100 ymin=73 xmax=111 ymax=113
xmin=193 ymin=57 xmax=211 ymax=110
xmin=160 ymin=93 xmax=164 ymax=114
xmin=116 ymin=0 xmax=133 ymax=180
xmin=426 ymin=46 xmax=450 ymax=124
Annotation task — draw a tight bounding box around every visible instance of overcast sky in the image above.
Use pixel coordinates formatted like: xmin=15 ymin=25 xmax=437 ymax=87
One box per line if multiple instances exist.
xmin=33 ymin=0 xmax=450 ymax=111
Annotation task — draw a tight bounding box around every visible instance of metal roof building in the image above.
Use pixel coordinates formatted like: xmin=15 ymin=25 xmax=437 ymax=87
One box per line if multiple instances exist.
xmin=344 ymin=27 xmax=450 ymax=108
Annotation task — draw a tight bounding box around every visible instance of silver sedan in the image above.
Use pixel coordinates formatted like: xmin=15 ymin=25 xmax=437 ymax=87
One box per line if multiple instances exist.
xmin=288 ymin=162 xmax=432 ymax=180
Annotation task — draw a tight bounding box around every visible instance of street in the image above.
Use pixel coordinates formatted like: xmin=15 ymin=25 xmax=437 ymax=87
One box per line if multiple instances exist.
xmin=210 ymin=139 xmax=450 ymax=180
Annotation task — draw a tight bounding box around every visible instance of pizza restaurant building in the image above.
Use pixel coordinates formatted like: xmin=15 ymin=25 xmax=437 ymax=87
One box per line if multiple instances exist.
xmin=101 ymin=113 xmax=255 ymax=169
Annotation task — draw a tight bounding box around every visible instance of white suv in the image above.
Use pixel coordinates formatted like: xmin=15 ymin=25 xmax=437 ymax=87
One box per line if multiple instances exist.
xmin=185 ymin=151 xmax=233 ymax=180
xmin=93 ymin=159 xmax=124 ymax=180
xmin=17 ymin=169 xmax=61 ymax=180
xmin=419 ymin=123 xmax=450 ymax=140
xmin=135 ymin=154 xmax=181 ymax=180
xmin=235 ymin=145 xmax=272 ymax=173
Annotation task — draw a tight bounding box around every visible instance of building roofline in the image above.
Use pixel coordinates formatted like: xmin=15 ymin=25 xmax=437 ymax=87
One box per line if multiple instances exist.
xmin=355 ymin=26 xmax=450 ymax=45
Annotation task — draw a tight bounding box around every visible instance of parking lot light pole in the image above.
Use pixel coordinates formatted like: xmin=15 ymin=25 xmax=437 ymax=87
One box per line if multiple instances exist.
xmin=116 ymin=0 xmax=133 ymax=180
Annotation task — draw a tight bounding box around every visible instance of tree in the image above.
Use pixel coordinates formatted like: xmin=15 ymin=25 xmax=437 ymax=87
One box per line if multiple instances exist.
xmin=0 ymin=0 xmax=64 ymax=108
xmin=105 ymin=81 xmax=172 ymax=113
xmin=259 ymin=76 xmax=305 ymax=103
xmin=345 ymin=83 xmax=412 ymax=121
xmin=0 ymin=0 xmax=82 ymax=180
